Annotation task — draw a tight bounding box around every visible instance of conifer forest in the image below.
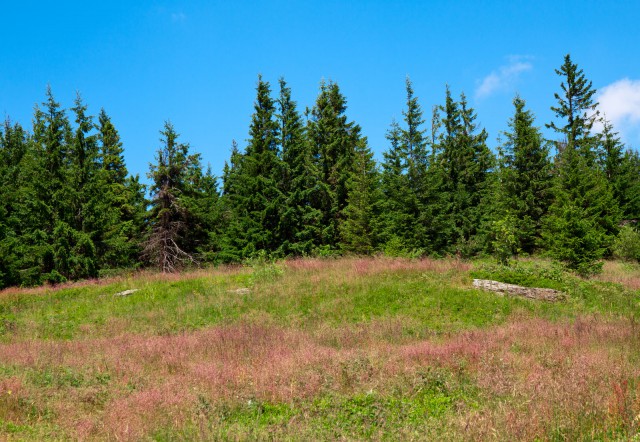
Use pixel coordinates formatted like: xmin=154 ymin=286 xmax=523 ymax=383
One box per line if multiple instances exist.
xmin=1 ymin=54 xmax=639 ymax=289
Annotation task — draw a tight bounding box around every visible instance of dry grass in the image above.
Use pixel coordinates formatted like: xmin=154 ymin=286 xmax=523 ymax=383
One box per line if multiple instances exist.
xmin=284 ymin=255 xmax=472 ymax=282
xmin=597 ymin=260 xmax=640 ymax=291
xmin=456 ymin=316 xmax=640 ymax=440
xmin=1 ymin=316 xmax=639 ymax=440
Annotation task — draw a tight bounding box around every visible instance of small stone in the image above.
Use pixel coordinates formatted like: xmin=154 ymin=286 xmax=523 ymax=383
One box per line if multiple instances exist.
xmin=228 ymin=288 xmax=251 ymax=295
xmin=114 ymin=289 xmax=139 ymax=297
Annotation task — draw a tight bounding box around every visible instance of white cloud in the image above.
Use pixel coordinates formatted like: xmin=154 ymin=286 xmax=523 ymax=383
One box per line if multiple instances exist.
xmin=475 ymin=57 xmax=533 ymax=99
xmin=597 ymin=79 xmax=640 ymax=144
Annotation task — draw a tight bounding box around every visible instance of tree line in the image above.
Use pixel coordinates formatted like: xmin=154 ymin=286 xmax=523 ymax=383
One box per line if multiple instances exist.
xmin=1 ymin=54 xmax=639 ymax=288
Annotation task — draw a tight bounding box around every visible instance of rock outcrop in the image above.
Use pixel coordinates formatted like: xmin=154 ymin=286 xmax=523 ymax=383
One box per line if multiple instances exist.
xmin=473 ymin=279 xmax=564 ymax=302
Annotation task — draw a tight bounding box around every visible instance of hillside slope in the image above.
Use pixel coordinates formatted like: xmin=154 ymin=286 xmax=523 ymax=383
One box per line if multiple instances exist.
xmin=1 ymin=257 xmax=639 ymax=440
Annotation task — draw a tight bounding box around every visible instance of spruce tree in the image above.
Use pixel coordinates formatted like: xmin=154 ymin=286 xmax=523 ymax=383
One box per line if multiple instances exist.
xmin=422 ymin=105 xmax=448 ymax=255
xmin=33 ymin=87 xmax=72 ymax=224
xmin=497 ymin=96 xmax=553 ymax=255
xmin=379 ymin=120 xmax=413 ymax=251
xmin=545 ymin=55 xmax=620 ymax=274
xmin=98 ymin=108 xmax=128 ymax=183
xmin=433 ymin=88 xmax=494 ymax=255
xmin=96 ymin=109 xmax=145 ymax=269
xmin=193 ymin=165 xmax=220 ymax=261
xmin=66 ymin=93 xmax=100 ymax=278
xmin=0 ymin=120 xmax=29 ymax=287
xmin=402 ymin=78 xmax=429 ymax=203
xmin=218 ymin=140 xmax=247 ymax=262
xmin=246 ymin=76 xmax=284 ymax=254
xmin=145 ymin=122 xmax=204 ymax=272
xmin=459 ymin=93 xmax=495 ymax=251
xmin=547 ymin=54 xmax=600 ymax=162
xmin=544 ymin=146 xmax=618 ymax=274
xmin=617 ymin=150 xmax=640 ymax=222
xmin=340 ymin=138 xmax=381 ymax=254
xmin=598 ymin=119 xmax=640 ymax=221
xmin=2 ymin=120 xmax=51 ymax=286
xmin=277 ymin=78 xmax=323 ymax=255
xmin=598 ymin=119 xmax=624 ymax=183
xmin=69 ymin=93 xmax=100 ymax=223
xmin=379 ymin=78 xmax=430 ymax=253
xmin=31 ymin=87 xmax=81 ymax=283
xmin=0 ymin=123 xmax=8 ymax=287
xmin=220 ymin=76 xmax=284 ymax=258
xmin=123 ymin=173 xmax=148 ymax=255
xmin=307 ymin=81 xmax=361 ymax=249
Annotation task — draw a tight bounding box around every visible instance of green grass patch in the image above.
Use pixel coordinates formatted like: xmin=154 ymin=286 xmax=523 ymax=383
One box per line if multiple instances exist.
xmin=156 ymin=367 xmax=477 ymax=441
xmin=472 ymin=261 xmax=640 ymax=317
xmin=2 ymin=258 xmax=638 ymax=343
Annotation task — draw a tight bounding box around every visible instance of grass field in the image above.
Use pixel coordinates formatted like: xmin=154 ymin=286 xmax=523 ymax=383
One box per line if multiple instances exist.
xmin=1 ymin=256 xmax=639 ymax=440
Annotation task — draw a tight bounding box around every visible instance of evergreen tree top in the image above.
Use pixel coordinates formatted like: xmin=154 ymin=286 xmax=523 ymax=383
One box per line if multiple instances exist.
xmin=149 ymin=121 xmax=194 ymax=195
xmin=309 ymin=81 xmax=350 ymax=126
xmin=441 ymin=86 xmax=461 ymax=139
xmin=98 ymin=108 xmax=128 ymax=183
xmin=547 ymin=54 xmax=600 ymax=151
xmin=247 ymin=76 xmax=278 ymax=157
xmin=401 ymin=77 xmax=426 ymax=156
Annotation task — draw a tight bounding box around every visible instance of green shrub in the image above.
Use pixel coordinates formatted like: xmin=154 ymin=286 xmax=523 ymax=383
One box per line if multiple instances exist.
xmin=491 ymin=215 xmax=519 ymax=265
xmin=382 ymin=236 xmax=424 ymax=259
xmin=613 ymin=225 xmax=640 ymax=262
xmin=245 ymin=250 xmax=284 ymax=284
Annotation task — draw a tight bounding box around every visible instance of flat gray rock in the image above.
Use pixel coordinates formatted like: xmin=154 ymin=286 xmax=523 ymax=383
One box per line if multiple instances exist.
xmin=473 ymin=279 xmax=564 ymax=302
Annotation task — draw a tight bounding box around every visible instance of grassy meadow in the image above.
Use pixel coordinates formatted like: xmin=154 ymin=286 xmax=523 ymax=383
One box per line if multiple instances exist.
xmin=1 ymin=256 xmax=640 ymax=440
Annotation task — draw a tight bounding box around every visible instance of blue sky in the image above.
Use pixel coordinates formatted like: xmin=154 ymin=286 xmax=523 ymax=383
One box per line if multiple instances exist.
xmin=2 ymin=1 xmax=640 ymax=183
